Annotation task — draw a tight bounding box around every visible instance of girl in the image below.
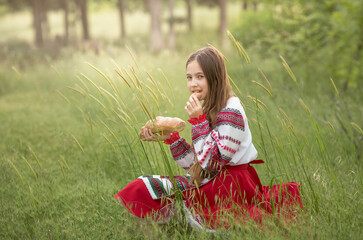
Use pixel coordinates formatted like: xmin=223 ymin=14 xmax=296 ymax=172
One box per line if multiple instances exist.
xmin=114 ymin=46 xmax=302 ymax=229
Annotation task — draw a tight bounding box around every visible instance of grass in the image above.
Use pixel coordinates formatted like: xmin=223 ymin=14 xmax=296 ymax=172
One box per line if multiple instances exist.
xmin=1 ymin=3 xmax=362 ymax=240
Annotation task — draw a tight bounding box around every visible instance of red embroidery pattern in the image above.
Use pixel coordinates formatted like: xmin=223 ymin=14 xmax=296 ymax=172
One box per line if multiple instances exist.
xmin=164 ymin=132 xmax=181 ymax=145
xmin=211 ymin=131 xmax=237 ymax=154
xmin=188 ymin=113 xmax=207 ymax=125
xmin=215 ymin=109 xmax=245 ymax=130
xmin=171 ymin=139 xmax=191 ymax=159
xmin=198 ymin=144 xmax=213 ymax=165
xmin=219 ymin=135 xmax=241 ymax=145
xmin=192 ymin=122 xmax=210 ymax=141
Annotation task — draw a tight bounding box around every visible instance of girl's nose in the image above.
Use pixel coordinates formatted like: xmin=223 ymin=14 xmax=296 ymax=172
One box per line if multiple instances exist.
xmin=191 ymin=78 xmax=198 ymax=86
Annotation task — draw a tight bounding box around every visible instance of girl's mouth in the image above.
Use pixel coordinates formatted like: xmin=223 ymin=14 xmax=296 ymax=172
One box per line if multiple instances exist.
xmin=192 ymin=91 xmax=202 ymax=99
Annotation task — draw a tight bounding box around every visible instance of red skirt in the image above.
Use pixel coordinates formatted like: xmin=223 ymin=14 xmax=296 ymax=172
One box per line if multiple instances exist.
xmin=114 ymin=161 xmax=302 ymax=228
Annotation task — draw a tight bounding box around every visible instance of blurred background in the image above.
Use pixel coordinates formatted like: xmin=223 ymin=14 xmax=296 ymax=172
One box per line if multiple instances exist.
xmin=1 ymin=0 xmax=361 ymax=90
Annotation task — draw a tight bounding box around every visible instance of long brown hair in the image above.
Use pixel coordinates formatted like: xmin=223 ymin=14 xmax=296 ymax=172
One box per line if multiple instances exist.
xmin=186 ymin=46 xmax=233 ymax=127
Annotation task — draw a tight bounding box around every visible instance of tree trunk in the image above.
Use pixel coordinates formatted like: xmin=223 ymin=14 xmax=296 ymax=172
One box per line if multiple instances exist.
xmin=118 ymin=0 xmax=126 ymax=39
xmin=31 ymin=0 xmax=43 ymax=47
xmin=41 ymin=1 xmax=50 ymax=42
xmin=186 ymin=0 xmax=192 ymax=30
xmin=168 ymin=0 xmax=175 ymax=49
xmin=77 ymin=0 xmax=90 ymax=40
xmin=148 ymin=0 xmax=164 ymax=52
xmin=218 ymin=0 xmax=228 ymax=49
xmin=253 ymin=2 xmax=258 ymax=11
xmin=243 ymin=1 xmax=247 ymax=10
xmin=62 ymin=0 xmax=69 ymax=45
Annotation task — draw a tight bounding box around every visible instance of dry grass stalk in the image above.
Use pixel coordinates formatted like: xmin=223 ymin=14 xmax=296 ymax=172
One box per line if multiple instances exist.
xmin=56 ymin=90 xmax=70 ymax=104
xmin=330 ymin=78 xmax=339 ymax=96
xmin=115 ymin=68 xmax=132 ymax=88
xmin=280 ymin=56 xmax=297 ymax=83
xmin=29 ymin=147 xmax=42 ymax=170
xmin=60 ymin=156 xmax=70 ymax=170
xmin=50 ymin=65 xmax=62 ymax=79
xmin=227 ymin=30 xmax=251 ymax=64
xmin=327 ymin=121 xmax=335 ymax=132
xmin=12 ymin=66 xmax=22 ymax=79
xmin=57 ymin=159 xmax=66 ymax=179
xmin=299 ymin=98 xmax=311 ymax=116
xmin=251 ymin=80 xmax=272 ymax=96
xmin=158 ymin=68 xmax=174 ymax=96
xmin=126 ymin=45 xmax=139 ymax=70
xmin=89 ymin=94 xmax=107 ymax=110
xmin=102 ymin=134 xmax=117 ymax=153
xmin=258 ymin=68 xmax=272 ymax=90
xmin=87 ymin=62 xmax=118 ymax=94
xmin=81 ymin=73 xmax=103 ymax=95
xmin=7 ymin=159 xmax=24 ymax=185
xmin=67 ymin=85 xmax=87 ymax=97
xmin=71 ymin=134 xmax=85 ymax=153
xmin=76 ymin=75 xmax=90 ymax=92
xmin=229 ymin=76 xmax=242 ymax=96
xmin=351 ymin=122 xmax=363 ymax=135
xmin=22 ymin=156 xmax=37 ymax=179
xmin=88 ymin=112 xmax=94 ymax=136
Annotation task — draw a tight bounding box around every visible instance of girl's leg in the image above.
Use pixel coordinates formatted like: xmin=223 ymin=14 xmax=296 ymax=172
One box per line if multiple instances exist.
xmin=114 ymin=179 xmax=172 ymax=221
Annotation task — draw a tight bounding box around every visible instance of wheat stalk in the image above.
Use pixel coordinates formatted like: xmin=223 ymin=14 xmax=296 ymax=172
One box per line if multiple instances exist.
xmin=7 ymin=159 xmax=24 ymax=184
xmin=29 ymin=147 xmax=42 ymax=170
xmin=330 ymin=78 xmax=339 ymax=96
xmin=251 ymin=80 xmax=272 ymax=96
xmin=22 ymin=155 xmax=37 ymax=179
xmin=280 ymin=56 xmax=297 ymax=83
xmin=258 ymin=68 xmax=272 ymax=90
xmin=71 ymin=134 xmax=84 ymax=153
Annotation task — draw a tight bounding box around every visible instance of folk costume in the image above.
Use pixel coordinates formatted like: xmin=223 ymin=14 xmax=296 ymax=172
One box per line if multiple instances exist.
xmin=114 ymin=97 xmax=302 ymax=229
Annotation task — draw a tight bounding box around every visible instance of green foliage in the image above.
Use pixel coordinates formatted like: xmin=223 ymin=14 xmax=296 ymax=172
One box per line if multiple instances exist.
xmin=232 ymin=0 xmax=363 ymax=90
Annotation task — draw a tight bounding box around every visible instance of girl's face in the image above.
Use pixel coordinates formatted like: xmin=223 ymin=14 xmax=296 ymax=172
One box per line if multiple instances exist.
xmin=186 ymin=60 xmax=209 ymax=101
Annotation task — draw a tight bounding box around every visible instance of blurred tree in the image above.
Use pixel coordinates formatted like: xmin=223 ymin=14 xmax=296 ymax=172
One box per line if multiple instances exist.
xmin=219 ymin=0 xmax=227 ymax=48
xmin=147 ymin=0 xmax=164 ymax=52
xmin=196 ymin=0 xmax=228 ymax=48
xmin=75 ymin=0 xmax=90 ymax=40
xmin=117 ymin=0 xmax=126 ymax=39
xmin=168 ymin=0 xmax=175 ymax=49
xmin=30 ymin=0 xmax=44 ymax=46
xmin=241 ymin=0 xmax=258 ymax=11
xmin=186 ymin=0 xmax=193 ymax=30
xmin=61 ymin=0 xmax=70 ymax=45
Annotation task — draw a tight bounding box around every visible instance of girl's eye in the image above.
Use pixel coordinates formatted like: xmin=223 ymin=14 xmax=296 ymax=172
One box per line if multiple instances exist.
xmin=198 ymin=75 xmax=204 ymax=79
xmin=187 ymin=76 xmax=192 ymax=80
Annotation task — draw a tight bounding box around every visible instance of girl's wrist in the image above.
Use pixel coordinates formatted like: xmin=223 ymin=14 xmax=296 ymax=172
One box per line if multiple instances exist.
xmin=188 ymin=113 xmax=207 ymax=125
xmin=163 ymin=132 xmax=181 ymax=145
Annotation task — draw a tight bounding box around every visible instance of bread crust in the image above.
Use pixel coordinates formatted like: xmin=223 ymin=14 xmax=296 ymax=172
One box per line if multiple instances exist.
xmin=146 ymin=116 xmax=185 ymax=133
xmin=140 ymin=116 xmax=186 ymax=140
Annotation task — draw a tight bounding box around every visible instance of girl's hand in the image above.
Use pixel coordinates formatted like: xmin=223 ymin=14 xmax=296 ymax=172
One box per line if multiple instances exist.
xmin=185 ymin=94 xmax=203 ymax=119
xmin=140 ymin=127 xmax=171 ymax=142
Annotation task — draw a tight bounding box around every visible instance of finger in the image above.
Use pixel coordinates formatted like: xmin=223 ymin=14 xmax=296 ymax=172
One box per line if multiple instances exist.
xmin=186 ymin=101 xmax=194 ymax=111
xmin=148 ymin=128 xmax=153 ymax=136
xmin=188 ymin=95 xmax=198 ymax=108
xmin=191 ymin=94 xmax=201 ymax=108
xmin=185 ymin=105 xmax=191 ymax=116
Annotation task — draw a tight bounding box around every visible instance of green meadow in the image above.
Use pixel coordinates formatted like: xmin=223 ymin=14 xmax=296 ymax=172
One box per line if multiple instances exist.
xmin=1 ymin=3 xmax=362 ymax=239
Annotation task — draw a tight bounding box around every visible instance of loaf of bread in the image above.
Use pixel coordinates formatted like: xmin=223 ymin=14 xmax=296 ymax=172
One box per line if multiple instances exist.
xmin=140 ymin=116 xmax=186 ymax=140
xmin=146 ymin=116 xmax=186 ymax=133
